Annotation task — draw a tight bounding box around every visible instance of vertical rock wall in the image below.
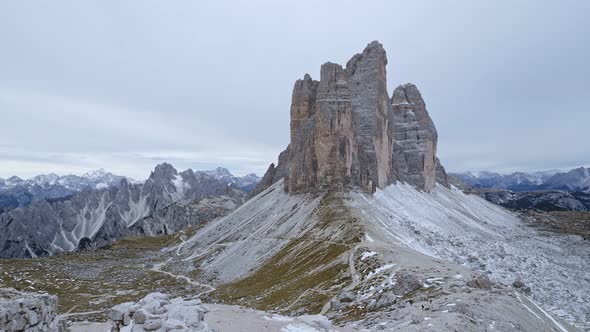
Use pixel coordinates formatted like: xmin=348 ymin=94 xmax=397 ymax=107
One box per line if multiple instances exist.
xmin=258 ymin=41 xmax=448 ymax=195
xmin=346 ymin=41 xmax=393 ymax=191
xmin=390 ymin=83 xmax=439 ymax=192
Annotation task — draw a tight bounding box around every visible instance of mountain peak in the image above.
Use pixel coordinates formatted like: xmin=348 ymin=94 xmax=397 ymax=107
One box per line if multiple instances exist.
xmin=82 ymin=168 xmax=109 ymax=179
xmin=263 ymin=42 xmax=445 ymax=194
xmin=199 ymin=167 xmax=232 ymax=179
xmin=153 ymin=163 xmax=177 ymax=174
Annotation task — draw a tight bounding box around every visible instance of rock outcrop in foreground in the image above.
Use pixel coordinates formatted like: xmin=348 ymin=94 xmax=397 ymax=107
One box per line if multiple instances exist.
xmin=108 ymin=292 xmax=213 ymax=332
xmin=0 ymin=288 xmax=60 ymax=332
xmin=257 ymin=41 xmax=448 ymax=194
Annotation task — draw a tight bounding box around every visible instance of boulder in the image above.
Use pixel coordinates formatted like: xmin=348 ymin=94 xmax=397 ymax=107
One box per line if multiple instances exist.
xmin=133 ymin=309 xmax=148 ymax=324
xmin=336 ymin=291 xmax=356 ymax=303
xmin=393 ymin=271 xmax=423 ymax=296
xmin=466 ymin=276 xmax=492 ymax=289
xmin=513 ymin=279 xmax=532 ymax=294
xmin=143 ymin=319 xmax=162 ymax=331
xmin=108 ymin=302 xmax=134 ymax=321
xmin=108 ymin=292 xmax=213 ymax=332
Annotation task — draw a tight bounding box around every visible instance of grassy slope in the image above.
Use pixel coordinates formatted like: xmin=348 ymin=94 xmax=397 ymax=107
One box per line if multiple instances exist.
xmin=214 ymin=193 xmax=363 ymax=314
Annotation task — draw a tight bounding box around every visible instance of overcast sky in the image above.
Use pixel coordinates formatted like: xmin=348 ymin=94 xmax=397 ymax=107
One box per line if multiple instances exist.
xmin=1 ymin=1 xmax=589 ymax=180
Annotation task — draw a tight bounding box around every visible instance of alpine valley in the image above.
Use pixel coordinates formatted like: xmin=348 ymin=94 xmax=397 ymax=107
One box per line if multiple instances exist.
xmin=1 ymin=42 xmax=588 ymax=332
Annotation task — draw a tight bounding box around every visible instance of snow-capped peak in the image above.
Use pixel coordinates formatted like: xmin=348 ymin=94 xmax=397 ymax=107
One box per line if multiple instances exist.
xmin=82 ymin=168 xmax=109 ymax=180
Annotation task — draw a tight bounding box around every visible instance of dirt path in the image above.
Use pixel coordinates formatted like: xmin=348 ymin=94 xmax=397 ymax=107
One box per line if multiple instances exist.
xmin=320 ymin=244 xmax=359 ymax=315
xmin=150 ymin=258 xmax=216 ymax=297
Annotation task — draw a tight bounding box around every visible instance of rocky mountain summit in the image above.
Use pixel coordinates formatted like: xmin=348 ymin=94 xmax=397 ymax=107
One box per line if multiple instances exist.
xmin=257 ymin=41 xmax=448 ymax=195
xmin=0 ymin=163 xmax=249 ymax=258
xmin=200 ymin=167 xmax=259 ymax=192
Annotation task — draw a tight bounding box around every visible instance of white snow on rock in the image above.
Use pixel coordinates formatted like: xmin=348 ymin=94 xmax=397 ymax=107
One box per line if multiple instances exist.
xmin=360 ymin=251 xmax=377 ymax=261
xmin=348 ymin=182 xmax=590 ymax=329
xmin=366 ymin=264 xmax=396 ymax=279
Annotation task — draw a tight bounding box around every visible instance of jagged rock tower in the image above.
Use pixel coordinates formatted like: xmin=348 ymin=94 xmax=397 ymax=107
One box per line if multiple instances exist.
xmin=256 ymin=41 xmax=448 ymax=194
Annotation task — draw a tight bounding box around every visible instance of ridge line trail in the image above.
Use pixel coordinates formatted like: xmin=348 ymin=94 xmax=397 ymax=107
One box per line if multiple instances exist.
xmin=320 ymin=244 xmax=360 ymax=315
xmin=150 ymin=258 xmax=215 ymax=297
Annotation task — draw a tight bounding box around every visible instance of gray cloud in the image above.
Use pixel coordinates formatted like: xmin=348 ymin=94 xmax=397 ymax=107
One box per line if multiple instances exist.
xmin=1 ymin=0 xmax=588 ymax=179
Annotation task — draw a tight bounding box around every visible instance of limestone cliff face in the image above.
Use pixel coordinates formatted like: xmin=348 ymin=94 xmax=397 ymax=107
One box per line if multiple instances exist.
xmin=390 ymin=83 xmax=439 ymax=192
xmin=288 ymin=64 xmax=355 ymax=192
xmin=258 ymin=41 xmax=448 ymax=194
xmin=346 ymin=41 xmax=393 ymax=191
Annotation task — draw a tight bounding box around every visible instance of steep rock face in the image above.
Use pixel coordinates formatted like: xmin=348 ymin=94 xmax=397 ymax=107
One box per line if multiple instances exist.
xmin=288 ymin=64 xmax=355 ymax=192
xmin=390 ymin=83 xmax=439 ymax=192
xmin=279 ymin=41 xmax=446 ymax=193
xmin=347 ymin=41 xmax=393 ymax=191
xmin=435 ymin=157 xmax=451 ymax=189
xmin=287 ymin=42 xmax=393 ymax=193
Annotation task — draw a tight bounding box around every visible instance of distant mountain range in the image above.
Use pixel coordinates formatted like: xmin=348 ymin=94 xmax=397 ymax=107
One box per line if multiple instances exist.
xmin=0 ymin=163 xmax=258 ymax=258
xmin=450 ymin=167 xmax=590 ymax=212
xmin=450 ymin=167 xmax=590 ymax=192
xmin=0 ymin=167 xmax=258 ymax=214
xmin=0 ymin=169 xmax=130 ymax=214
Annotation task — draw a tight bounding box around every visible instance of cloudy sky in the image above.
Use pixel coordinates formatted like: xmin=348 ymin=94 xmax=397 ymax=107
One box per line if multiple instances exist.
xmin=1 ymin=1 xmax=588 ymax=179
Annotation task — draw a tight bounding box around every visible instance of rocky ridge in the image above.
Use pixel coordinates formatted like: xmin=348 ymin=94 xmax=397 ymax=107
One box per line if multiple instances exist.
xmin=0 ymin=163 xmax=247 ymax=258
xmin=258 ymin=41 xmax=447 ymax=195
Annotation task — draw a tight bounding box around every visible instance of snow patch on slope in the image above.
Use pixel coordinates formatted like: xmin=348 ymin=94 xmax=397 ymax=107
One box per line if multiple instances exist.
xmin=120 ymin=193 xmax=151 ymax=227
xmin=348 ymin=183 xmax=590 ymax=329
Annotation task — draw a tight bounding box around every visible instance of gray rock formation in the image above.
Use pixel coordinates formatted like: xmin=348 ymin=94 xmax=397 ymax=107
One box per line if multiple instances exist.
xmin=288 ymin=64 xmax=356 ymax=192
xmin=108 ymin=292 xmax=213 ymax=332
xmin=250 ymin=146 xmax=290 ymax=196
xmin=0 ymin=163 xmax=244 ymax=258
xmin=259 ymin=41 xmax=447 ymax=194
xmin=391 ymin=84 xmax=439 ymax=192
xmin=392 ymin=271 xmax=423 ymax=296
xmin=0 ymin=288 xmax=59 ymax=332
xmin=128 ymin=191 xmax=245 ymax=236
